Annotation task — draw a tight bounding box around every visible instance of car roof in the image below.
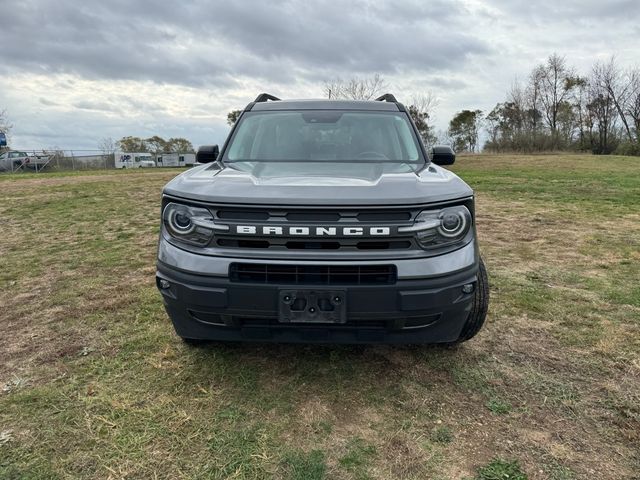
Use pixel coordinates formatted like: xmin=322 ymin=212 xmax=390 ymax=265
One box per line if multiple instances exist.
xmin=249 ymin=99 xmax=401 ymax=112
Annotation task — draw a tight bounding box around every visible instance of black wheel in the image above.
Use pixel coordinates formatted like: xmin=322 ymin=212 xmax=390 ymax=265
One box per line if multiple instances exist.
xmin=452 ymin=258 xmax=489 ymax=344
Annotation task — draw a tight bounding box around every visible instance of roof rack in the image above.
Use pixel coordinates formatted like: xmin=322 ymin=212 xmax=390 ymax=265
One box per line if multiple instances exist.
xmin=254 ymin=93 xmax=281 ymax=102
xmin=375 ymin=93 xmax=398 ymax=103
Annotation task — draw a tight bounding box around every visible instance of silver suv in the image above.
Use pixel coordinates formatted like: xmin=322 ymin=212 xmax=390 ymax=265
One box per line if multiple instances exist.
xmin=156 ymin=94 xmax=489 ymax=345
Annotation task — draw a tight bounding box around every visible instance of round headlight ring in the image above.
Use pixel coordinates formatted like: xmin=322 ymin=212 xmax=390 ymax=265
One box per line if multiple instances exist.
xmin=437 ymin=209 xmax=468 ymax=238
xmin=167 ymin=206 xmax=196 ymax=234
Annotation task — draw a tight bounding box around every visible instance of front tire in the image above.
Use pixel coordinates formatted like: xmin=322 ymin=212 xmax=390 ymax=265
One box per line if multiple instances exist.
xmin=452 ymin=258 xmax=489 ymax=344
xmin=181 ymin=337 xmax=208 ymax=347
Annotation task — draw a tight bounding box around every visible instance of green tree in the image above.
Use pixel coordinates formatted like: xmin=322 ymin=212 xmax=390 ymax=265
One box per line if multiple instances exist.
xmin=166 ymin=137 xmax=195 ymax=153
xmin=145 ymin=135 xmax=167 ymax=156
xmin=448 ymin=110 xmax=483 ymax=152
xmin=227 ymin=110 xmax=242 ymax=126
xmin=117 ymin=136 xmax=147 ymax=152
xmin=0 ymin=108 xmax=12 ymax=151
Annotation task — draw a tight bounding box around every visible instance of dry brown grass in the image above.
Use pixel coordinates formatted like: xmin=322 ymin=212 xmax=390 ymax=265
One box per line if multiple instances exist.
xmin=1 ymin=155 xmax=639 ymax=479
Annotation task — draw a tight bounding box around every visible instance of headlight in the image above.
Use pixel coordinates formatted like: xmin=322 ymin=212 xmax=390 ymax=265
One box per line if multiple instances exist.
xmin=163 ymin=202 xmax=227 ymax=246
xmin=399 ymin=205 xmax=472 ymax=249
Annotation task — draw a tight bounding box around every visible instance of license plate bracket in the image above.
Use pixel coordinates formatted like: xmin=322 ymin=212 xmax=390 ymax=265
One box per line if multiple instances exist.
xmin=278 ymin=289 xmax=347 ymax=324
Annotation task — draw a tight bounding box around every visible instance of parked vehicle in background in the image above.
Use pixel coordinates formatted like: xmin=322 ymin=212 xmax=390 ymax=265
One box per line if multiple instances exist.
xmin=114 ymin=152 xmax=156 ymax=169
xmin=156 ymin=153 xmax=196 ymax=168
xmin=0 ymin=150 xmax=50 ymax=172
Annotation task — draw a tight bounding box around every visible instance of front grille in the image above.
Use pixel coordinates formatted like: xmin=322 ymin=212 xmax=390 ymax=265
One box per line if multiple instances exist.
xmin=218 ymin=238 xmax=412 ymax=250
xmin=210 ymin=206 xmax=421 ymax=251
xmin=229 ymin=263 xmax=397 ymax=285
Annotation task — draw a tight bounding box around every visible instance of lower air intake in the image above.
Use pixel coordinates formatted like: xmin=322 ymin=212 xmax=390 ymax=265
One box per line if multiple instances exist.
xmin=229 ymin=263 xmax=397 ymax=285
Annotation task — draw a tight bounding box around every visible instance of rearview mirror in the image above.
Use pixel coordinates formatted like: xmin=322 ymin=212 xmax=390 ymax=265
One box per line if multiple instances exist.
xmin=196 ymin=145 xmax=219 ymax=163
xmin=430 ymin=145 xmax=455 ymax=166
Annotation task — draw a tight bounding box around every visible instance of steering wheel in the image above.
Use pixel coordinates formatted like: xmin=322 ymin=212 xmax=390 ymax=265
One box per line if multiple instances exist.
xmin=355 ymin=151 xmax=389 ymax=160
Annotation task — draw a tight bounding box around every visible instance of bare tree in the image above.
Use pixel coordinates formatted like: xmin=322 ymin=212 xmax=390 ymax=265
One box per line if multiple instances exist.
xmin=324 ymin=74 xmax=388 ymax=100
xmin=587 ymin=75 xmax=618 ymax=154
xmin=625 ymin=68 xmax=640 ymax=140
xmin=570 ymin=76 xmax=589 ymax=150
xmin=410 ymin=93 xmax=438 ymax=118
xmin=407 ymin=92 xmax=439 ymax=144
xmin=527 ymin=67 xmax=544 ymax=133
xmin=98 ymin=137 xmax=117 ymax=155
xmin=536 ymin=54 xmax=576 ymax=144
xmin=592 ymin=57 xmax=634 ymax=142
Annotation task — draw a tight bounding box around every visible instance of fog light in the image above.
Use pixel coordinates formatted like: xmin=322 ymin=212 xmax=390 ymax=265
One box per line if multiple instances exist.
xmin=159 ymin=279 xmax=171 ymax=289
xmin=462 ymin=283 xmax=474 ymax=294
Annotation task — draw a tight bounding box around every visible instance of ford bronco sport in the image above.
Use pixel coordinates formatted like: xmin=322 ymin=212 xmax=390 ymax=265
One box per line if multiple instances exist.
xmin=156 ymin=93 xmax=489 ymax=345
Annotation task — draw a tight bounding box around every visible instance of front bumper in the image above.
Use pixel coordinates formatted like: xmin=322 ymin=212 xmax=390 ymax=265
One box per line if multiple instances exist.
xmin=156 ymin=240 xmax=479 ymax=344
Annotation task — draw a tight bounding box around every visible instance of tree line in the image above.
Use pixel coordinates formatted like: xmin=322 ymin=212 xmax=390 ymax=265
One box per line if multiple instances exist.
xmin=464 ymin=54 xmax=640 ymax=155
xmin=3 ymin=55 xmax=640 ymax=157
xmin=103 ymin=136 xmax=195 ymax=155
xmin=226 ymin=58 xmax=640 ymax=156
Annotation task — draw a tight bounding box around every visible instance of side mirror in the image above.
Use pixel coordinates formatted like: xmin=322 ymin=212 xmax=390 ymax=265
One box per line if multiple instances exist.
xmin=196 ymin=145 xmax=219 ymax=163
xmin=430 ymin=145 xmax=455 ymax=166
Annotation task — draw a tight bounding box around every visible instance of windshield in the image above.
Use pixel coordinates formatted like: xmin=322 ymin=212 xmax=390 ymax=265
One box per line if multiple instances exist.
xmin=223 ymin=111 xmax=423 ymax=167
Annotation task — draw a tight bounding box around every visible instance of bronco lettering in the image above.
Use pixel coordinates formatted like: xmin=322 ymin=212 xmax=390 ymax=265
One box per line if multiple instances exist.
xmin=234 ymin=225 xmax=392 ymax=236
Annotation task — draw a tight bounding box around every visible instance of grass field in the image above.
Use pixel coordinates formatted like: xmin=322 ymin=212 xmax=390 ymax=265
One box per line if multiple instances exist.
xmin=1 ymin=155 xmax=639 ymax=479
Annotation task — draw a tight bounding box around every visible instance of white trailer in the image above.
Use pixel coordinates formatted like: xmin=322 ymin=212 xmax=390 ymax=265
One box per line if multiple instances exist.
xmin=156 ymin=153 xmax=196 ymax=168
xmin=114 ymin=152 xmax=156 ymax=169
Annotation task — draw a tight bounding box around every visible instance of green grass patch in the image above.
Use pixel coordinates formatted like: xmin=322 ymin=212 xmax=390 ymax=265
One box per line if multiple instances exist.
xmin=1 ymin=155 xmax=639 ymax=478
xmin=281 ymin=449 xmax=327 ymax=480
xmin=475 ymin=458 xmax=528 ymax=480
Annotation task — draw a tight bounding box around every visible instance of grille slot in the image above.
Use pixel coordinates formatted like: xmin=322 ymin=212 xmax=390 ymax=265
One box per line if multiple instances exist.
xmin=229 ymin=263 xmax=397 ymax=285
xmin=286 ymin=241 xmax=341 ymax=250
xmin=217 ymin=239 xmax=270 ymax=249
xmin=218 ymin=239 xmax=412 ymax=250
xmin=286 ymin=212 xmax=341 ymax=222
xmin=217 ymin=210 xmax=270 ymax=220
xmin=356 ymin=241 xmax=411 ymax=250
xmin=357 ymin=212 xmax=411 ymax=222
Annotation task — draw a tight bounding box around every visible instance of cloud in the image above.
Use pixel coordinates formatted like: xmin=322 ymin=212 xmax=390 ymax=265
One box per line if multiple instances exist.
xmin=0 ymin=0 xmax=638 ymax=149
xmin=39 ymin=98 xmax=59 ymax=106
xmin=72 ymin=100 xmax=120 ymax=113
xmin=0 ymin=0 xmax=489 ymax=86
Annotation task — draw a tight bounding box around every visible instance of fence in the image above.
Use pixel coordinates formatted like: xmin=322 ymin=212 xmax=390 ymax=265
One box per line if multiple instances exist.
xmin=0 ymin=149 xmax=114 ymax=173
xmin=1 ymin=149 xmax=197 ymax=174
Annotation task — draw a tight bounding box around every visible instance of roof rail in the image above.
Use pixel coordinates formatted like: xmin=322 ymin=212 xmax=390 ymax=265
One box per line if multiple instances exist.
xmin=374 ymin=93 xmax=398 ymax=103
xmin=254 ymin=93 xmax=281 ymax=102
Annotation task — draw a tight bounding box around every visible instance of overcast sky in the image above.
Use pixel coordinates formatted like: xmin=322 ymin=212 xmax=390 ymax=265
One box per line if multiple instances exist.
xmin=1 ymin=0 xmax=639 ymax=151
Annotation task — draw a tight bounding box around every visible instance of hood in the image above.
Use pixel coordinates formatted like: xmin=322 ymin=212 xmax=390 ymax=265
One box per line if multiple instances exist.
xmin=162 ymin=161 xmax=473 ymax=206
